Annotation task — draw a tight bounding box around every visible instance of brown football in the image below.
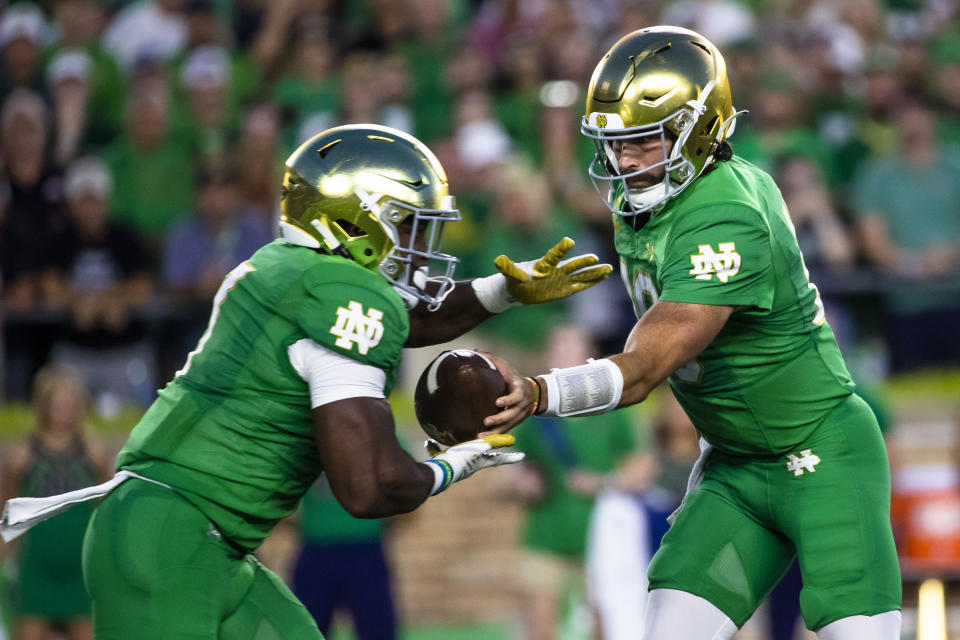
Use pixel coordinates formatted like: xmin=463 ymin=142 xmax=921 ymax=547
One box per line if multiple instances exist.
xmin=414 ymin=349 xmax=508 ymax=446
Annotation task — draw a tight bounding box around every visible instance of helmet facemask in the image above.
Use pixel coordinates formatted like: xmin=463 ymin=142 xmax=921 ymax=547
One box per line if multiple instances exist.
xmin=583 ymin=108 xmax=700 ymax=217
xmin=356 ymin=190 xmax=460 ymax=311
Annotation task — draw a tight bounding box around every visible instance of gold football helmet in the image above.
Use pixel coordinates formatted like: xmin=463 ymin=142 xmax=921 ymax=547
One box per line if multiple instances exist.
xmin=581 ymin=26 xmax=739 ymax=218
xmin=280 ymin=124 xmax=460 ymax=310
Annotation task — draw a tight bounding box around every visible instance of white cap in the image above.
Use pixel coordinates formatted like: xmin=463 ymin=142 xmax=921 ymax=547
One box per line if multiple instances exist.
xmin=65 ymin=156 xmax=113 ymax=200
xmin=456 ymin=119 xmax=511 ymax=170
xmin=181 ymin=45 xmax=229 ymax=90
xmin=0 ymin=3 xmax=46 ymax=47
xmin=47 ymin=49 xmax=93 ymax=85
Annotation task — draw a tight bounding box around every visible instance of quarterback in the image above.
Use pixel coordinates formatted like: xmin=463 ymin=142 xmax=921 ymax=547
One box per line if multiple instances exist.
xmin=0 ymin=125 xmax=611 ymax=638
xmin=485 ymin=27 xmax=901 ymax=639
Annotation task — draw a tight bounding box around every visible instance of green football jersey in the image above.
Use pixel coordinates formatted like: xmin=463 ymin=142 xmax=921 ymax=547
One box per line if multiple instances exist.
xmin=614 ymin=157 xmax=854 ymax=456
xmin=117 ymin=240 xmax=410 ymax=551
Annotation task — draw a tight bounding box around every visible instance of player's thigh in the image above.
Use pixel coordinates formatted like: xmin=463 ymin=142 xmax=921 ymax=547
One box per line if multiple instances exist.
xmin=82 ymin=480 xmax=252 ymax=639
xmin=219 ymin=558 xmax=324 ymax=640
xmin=647 ymin=484 xmax=795 ymax=628
xmin=775 ymin=395 xmax=901 ymax=630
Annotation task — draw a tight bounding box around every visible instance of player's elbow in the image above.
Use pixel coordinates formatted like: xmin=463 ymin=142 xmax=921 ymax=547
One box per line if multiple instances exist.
xmin=341 ymin=499 xmax=392 ymax=519
xmin=338 ymin=475 xmax=423 ymax=519
xmin=338 ymin=489 xmax=392 ymax=519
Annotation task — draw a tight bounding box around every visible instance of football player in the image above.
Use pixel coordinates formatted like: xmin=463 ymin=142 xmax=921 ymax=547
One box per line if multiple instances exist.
xmin=1 ymin=124 xmax=612 ymax=638
xmin=483 ymin=27 xmax=901 ymax=640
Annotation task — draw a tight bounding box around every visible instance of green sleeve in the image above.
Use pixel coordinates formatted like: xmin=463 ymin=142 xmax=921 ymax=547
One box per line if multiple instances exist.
xmin=659 ymin=204 xmax=775 ymax=310
xmin=296 ymin=263 xmax=409 ymax=377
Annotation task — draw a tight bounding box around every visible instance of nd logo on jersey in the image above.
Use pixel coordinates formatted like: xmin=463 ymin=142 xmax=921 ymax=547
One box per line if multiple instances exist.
xmin=330 ymin=301 xmax=384 ymax=355
xmin=689 ymin=242 xmax=741 ymax=283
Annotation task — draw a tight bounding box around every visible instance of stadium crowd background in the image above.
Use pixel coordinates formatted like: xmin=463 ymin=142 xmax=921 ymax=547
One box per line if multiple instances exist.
xmin=0 ymin=0 xmax=959 ymax=638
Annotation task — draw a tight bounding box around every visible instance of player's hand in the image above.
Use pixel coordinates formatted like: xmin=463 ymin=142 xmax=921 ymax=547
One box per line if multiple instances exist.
xmin=477 ymin=350 xmax=536 ymax=435
xmin=424 ymin=435 xmax=525 ymax=495
xmin=495 ymin=237 xmax=612 ymax=305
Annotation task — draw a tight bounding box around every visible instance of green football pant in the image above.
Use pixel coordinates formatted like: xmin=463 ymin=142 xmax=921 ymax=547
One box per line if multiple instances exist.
xmin=82 ymin=479 xmax=323 ymax=639
xmin=647 ymin=393 xmax=901 ymax=630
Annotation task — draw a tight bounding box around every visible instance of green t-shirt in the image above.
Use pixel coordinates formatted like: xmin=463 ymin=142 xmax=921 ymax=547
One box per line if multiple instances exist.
xmin=850 ymin=149 xmax=960 ymax=311
xmin=102 ymin=133 xmax=196 ymax=239
xmin=514 ymin=412 xmax=637 ymax=558
xmin=614 ymin=156 xmax=854 ymax=456
xmin=851 ymin=150 xmax=960 ymax=252
xmin=117 ymin=240 xmax=409 ymax=551
xmin=299 ymin=476 xmax=384 ymax=544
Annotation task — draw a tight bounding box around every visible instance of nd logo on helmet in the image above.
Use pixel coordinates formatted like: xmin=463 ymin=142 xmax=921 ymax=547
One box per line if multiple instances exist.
xmin=596 ymin=114 xmax=607 ymax=128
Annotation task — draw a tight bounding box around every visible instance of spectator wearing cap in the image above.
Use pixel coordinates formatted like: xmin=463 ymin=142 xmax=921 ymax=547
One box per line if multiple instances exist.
xmin=167 ymin=0 xmax=260 ymax=128
xmin=173 ymin=45 xmax=238 ymax=161
xmin=45 ymin=156 xmax=157 ymax=410
xmin=161 ymin=161 xmax=273 ymax=348
xmin=101 ymin=78 xmax=194 ymax=255
xmin=1 ymin=89 xmax=65 ymax=309
xmin=101 ymin=0 xmax=187 ymax=73
xmin=50 ymin=0 xmax=126 ymax=146
xmin=0 ymin=3 xmax=47 ymax=101
xmin=47 ymin=49 xmax=93 ymax=166
xmin=0 ymin=88 xmax=68 ymax=400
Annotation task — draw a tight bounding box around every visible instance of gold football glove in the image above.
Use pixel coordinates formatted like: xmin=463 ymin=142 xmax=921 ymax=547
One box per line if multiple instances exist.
xmin=494 ymin=237 xmax=613 ymax=305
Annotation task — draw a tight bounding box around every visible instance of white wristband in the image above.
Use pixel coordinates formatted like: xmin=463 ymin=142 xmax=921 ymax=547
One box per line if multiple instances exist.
xmin=470 ymin=274 xmax=516 ymax=314
xmin=539 ymin=358 xmax=623 ymax=417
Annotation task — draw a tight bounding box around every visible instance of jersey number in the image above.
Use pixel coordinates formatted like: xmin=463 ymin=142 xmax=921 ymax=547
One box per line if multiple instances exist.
xmin=175 ymin=261 xmax=256 ymax=377
xmin=622 ymin=263 xmax=703 ymax=384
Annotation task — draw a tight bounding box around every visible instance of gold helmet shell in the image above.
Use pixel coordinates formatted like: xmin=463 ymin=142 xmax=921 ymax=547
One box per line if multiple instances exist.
xmin=581 ymin=26 xmax=738 ymax=217
xmin=280 ymin=124 xmax=460 ymax=309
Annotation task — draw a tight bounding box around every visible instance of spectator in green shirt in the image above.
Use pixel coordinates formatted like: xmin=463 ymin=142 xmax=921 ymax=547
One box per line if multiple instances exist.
xmin=48 ymin=0 xmax=126 ymax=147
xmin=851 ymin=97 xmax=960 ymax=371
xmin=102 ymin=75 xmax=195 ymax=260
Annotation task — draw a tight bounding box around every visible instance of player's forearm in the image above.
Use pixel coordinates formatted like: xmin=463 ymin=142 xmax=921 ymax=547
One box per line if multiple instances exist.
xmin=348 ymin=459 xmax=435 ymax=518
xmin=615 ymin=301 xmax=731 ymax=405
xmin=610 ymin=322 xmax=695 ymax=406
xmin=531 ymin=301 xmax=730 ymax=416
xmin=405 ymin=279 xmax=493 ymax=347
xmin=315 ymin=398 xmax=434 ymax=518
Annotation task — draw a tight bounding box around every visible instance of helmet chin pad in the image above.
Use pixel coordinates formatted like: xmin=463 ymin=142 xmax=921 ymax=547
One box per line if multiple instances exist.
xmin=627 ymin=181 xmax=668 ymax=210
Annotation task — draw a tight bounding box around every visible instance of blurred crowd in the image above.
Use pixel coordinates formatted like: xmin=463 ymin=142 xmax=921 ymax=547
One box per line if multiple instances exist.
xmin=1 ymin=1 xmax=959 ymax=638
xmin=3 ymin=0 xmax=960 ymax=410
